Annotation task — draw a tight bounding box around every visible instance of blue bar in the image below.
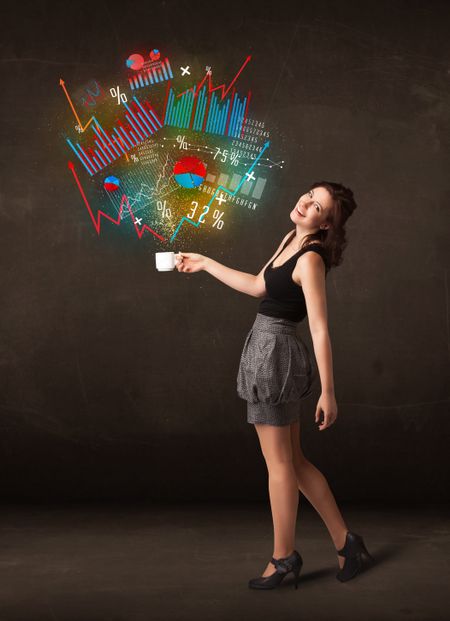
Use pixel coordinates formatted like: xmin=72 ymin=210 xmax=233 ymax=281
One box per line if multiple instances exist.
xmin=211 ymin=95 xmax=219 ymax=132
xmin=93 ymin=125 xmax=115 ymax=161
xmin=137 ymin=111 xmax=153 ymax=135
xmin=223 ymin=100 xmax=231 ymax=134
xmin=165 ymin=90 xmax=174 ymax=125
xmin=98 ymin=124 xmax=121 ymax=158
xmin=173 ymin=98 xmax=181 ymax=127
xmin=129 ymin=130 xmax=139 ymax=144
xmin=161 ymin=61 xmax=169 ymax=80
xmin=124 ymin=102 xmax=148 ymax=137
xmin=148 ymin=70 xmax=154 ymax=85
xmin=94 ymin=147 xmax=107 ymax=167
xmin=79 ymin=144 xmax=97 ymax=172
xmin=234 ymin=97 xmax=244 ymax=137
xmin=169 ymin=92 xmax=176 ymax=126
xmin=198 ymin=93 xmax=207 ymax=130
xmin=144 ymin=74 xmax=149 ymax=86
xmin=125 ymin=113 xmax=145 ymax=141
xmin=93 ymin=153 xmax=103 ymax=169
xmin=206 ymin=96 xmax=214 ymax=132
xmin=117 ymin=126 xmax=134 ymax=148
xmin=237 ymin=96 xmax=247 ymax=135
xmin=181 ymin=92 xmax=190 ymax=128
xmin=192 ymin=90 xmax=202 ymax=130
xmin=149 ymin=107 xmax=162 ymax=128
xmin=134 ymin=96 xmax=159 ymax=131
xmin=66 ymin=138 xmax=93 ymax=175
xmin=153 ymin=68 xmax=159 ymax=83
xmin=112 ymin=133 xmax=126 ymax=154
xmin=138 ymin=73 xmax=144 ymax=87
xmin=229 ymin=98 xmax=238 ymax=137
xmin=130 ymin=79 xmax=135 ymax=91
xmin=94 ymin=139 xmax=112 ymax=164
xmin=166 ymin=58 xmax=174 ymax=78
xmin=208 ymin=95 xmax=216 ymax=133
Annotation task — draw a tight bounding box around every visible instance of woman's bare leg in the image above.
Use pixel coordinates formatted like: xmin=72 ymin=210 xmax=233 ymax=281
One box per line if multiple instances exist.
xmin=254 ymin=422 xmax=300 ymax=577
xmin=289 ymin=419 xmax=348 ymax=568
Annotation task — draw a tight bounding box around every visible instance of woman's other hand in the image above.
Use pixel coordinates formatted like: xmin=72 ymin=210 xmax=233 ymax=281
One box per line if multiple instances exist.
xmin=315 ymin=392 xmax=338 ymax=431
xmin=175 ymin=252 xmax=208 ymax=273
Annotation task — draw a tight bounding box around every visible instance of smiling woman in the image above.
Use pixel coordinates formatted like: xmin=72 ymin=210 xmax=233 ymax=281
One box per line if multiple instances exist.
xmin=175 ymin=180 xmax=370 ymax=590
xmin=291 ymin=181 xmax=358 ymax=269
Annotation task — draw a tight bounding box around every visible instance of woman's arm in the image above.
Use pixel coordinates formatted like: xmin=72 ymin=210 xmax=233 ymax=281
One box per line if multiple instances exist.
xmin=293 ymin=253 xmax=337 ymax=430
xmin=176 ymin=230 xmax=294 ymax=298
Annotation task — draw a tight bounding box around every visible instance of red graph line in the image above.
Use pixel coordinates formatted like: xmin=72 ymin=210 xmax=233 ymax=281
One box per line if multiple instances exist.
xmin=68 ymin=161 xmax=166 ymax=241
xmin=178 ymin=55 xmax=252 ymax=101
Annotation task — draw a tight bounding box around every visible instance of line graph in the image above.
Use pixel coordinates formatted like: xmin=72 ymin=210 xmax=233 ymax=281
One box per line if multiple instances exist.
xmin=68 ymin=161 xmax=166 ymax=241
xmin=169 ymin=140 xmax=270 ymax=242
xmin=178 ymin=55 xmax=251 ymax=101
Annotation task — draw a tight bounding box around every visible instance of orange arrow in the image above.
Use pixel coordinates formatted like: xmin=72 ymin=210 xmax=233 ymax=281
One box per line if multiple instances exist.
xmin=60 ymin=78 xmax=129 ymax=161
xmin=59 ymin=78 xmax=95 ymax=132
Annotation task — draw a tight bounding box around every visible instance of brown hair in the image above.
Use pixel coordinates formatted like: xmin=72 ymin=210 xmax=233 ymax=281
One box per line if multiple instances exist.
xmin=300 ymin=181 xmax=358 ymax=272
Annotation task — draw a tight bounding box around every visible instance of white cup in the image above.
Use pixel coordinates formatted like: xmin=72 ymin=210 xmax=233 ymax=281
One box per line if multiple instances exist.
xmin=155 ymin=251 xmax=181 ymax=271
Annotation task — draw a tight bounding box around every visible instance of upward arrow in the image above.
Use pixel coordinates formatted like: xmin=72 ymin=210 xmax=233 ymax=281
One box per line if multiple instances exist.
xmin=59 ymin=78 xmax=96 ymax=132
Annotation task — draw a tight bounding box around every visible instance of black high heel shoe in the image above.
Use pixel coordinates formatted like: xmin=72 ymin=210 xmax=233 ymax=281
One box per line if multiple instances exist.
xmin=336 ymin=531 xmax=374 ymax=582
xmin=248 ymin=550 xmax=303 ymax=590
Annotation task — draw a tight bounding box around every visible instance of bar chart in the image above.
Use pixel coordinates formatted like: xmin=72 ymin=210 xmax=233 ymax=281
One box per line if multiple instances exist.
xmin=164 ymin=86 xmax=250 ymax=138
xmin=128 ymin=58 xmax=174 ymax=91
xmin=66 ymin=98 xmax=163 ymax=176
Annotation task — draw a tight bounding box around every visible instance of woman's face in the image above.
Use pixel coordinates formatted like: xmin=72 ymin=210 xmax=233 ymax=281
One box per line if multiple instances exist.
xmin=291 ymin=187 xmax=334 ymax=230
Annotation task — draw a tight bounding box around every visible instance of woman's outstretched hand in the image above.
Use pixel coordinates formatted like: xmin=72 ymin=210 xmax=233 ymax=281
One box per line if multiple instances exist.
xmin=315 ymin=392 xmax=338 ymax=431
xmin=175 ymin=252 xmax=208 ymax=273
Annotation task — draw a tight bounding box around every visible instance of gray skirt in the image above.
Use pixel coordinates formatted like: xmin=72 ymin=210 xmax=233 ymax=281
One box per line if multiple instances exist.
xmin=236 ymin=313 xmax=313 ymax=426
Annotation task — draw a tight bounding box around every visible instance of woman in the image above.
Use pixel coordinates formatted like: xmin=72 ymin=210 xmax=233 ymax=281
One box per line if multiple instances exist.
xmin=175 ymin=181 xmax=373 ymax=590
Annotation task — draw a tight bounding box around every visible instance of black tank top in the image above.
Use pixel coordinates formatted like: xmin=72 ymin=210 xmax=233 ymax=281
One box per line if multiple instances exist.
xmin=257 ymin=231 xmax=329 ymax=322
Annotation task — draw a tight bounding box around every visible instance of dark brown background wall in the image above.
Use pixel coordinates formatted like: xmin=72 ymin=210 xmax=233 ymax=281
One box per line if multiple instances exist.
xmin=1 ymin=0 xmax=449 ymax=502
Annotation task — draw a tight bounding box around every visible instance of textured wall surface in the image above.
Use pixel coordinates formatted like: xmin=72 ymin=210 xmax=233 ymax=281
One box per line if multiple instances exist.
xmin=1 ymin=0 xmax=449 ymax=501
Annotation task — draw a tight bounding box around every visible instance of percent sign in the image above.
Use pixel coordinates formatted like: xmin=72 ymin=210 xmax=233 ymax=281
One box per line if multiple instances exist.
xmin=157 ymin=200 xmax=172 ymax=219
xmin=176 ymin=135 xmax=188 ymax=150
xmin=110 ymin=86 xmax=127 ymax=105
xmin=230 ymin=152 xmax=239 ymax=166
xmin=212 ymin=210 xmax=224 ymax=229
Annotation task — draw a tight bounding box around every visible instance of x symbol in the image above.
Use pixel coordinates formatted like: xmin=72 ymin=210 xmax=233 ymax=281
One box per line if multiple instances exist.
xmin=134 ymin=218 xmax=143 ymax=226
xmin=215 ymin=193 xmax=227 ymax=206
xmin=245 ymin=171 xmax=256 ymax=182
xmin=180 ymin=66 xmax=190 ymax=76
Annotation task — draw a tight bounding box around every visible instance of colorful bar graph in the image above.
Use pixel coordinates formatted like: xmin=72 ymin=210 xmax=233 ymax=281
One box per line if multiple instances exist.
xmin=66 ymin=102 xmax=163 ymax=176
xmin=164 ymin=86 xmax=250 ymax=137
xmin=128 ymin=58 xmax=174 ymax=91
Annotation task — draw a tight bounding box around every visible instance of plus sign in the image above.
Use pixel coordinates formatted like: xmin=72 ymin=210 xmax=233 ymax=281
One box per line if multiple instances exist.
xmin=134 ymin=217 xmax=143 ymax=226
xmin=245 ymin=171 xmax=256 ymax=182
xmin=215 ymin=193 xmax=227 ymax=206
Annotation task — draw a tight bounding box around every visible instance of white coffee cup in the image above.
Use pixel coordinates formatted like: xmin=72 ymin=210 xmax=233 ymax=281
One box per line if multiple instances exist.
xmin=155 ymin=251 xmax=181 ymax=271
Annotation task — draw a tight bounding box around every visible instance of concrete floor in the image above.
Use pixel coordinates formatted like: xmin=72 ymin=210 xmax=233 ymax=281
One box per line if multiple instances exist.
xmin=0 ymin=502 xmax=448 ymax=621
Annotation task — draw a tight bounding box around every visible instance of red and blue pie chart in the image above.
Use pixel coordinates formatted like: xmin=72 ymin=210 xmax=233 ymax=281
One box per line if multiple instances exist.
xmin=126 ymin=54 xmax=145 ymax=71
xmin=103 ymin=176 xmax=120 ymax=192
xmin=173 ymin=156 xmax=207 ymax=188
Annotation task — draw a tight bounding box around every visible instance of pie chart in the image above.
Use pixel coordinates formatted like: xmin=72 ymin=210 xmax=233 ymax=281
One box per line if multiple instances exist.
xmin=104 ymin=176 xmax=120 ymax=192
xmin=126 ymin=54 xmax=145 ymax=71
xmin=173 ymin=156 xmax=207 ymax=188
